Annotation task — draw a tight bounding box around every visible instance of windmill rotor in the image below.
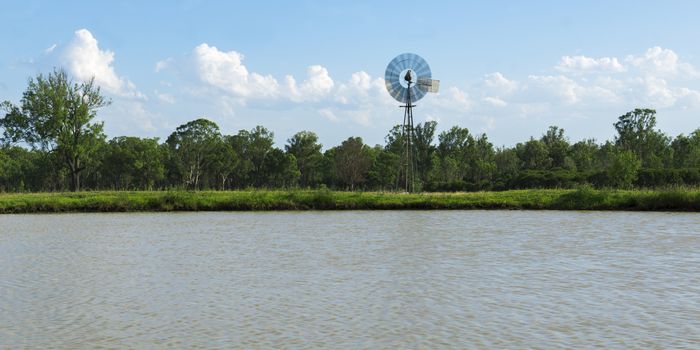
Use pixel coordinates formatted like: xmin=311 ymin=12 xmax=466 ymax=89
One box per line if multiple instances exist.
xmin=385 ymin=53 xmax=439 ymax=104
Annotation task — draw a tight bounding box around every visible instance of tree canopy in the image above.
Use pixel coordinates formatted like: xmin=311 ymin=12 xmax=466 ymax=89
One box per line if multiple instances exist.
xmin=1 ymin=69 xmax=109 ymax=191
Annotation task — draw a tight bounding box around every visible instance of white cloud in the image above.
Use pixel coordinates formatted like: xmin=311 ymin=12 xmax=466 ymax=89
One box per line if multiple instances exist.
xmin=193 ymin=43 xmax=279 ymax=98
xmin=483 ymin=96 xmax=507 ymax=107
xmin=286 ymin=65 xmax=334 ymax=102
xmin=484 ymin=72 xmax=518 ymax=94
xmin=155 ymin=90 xmax=175 ymax=104
xmin=155 ymin=58 xmax=173 ymax=73
xmin=435 ymin=86 xmax=473 ymax=110
xmin=626 ymin=46 xmax=699 ymax=78
xmin=527 ymin=74 xmax=620 ymax=105
xmin=333 ymin=71 xmax=389 ymax=106
xmin=319 ymin=108 xmax=339 ymax=122
xmin=63 ymin=29 xmax=144 ymax=99
xmin=528 ymin=75 xmax=582 ymax=104
xmin=44 ymin=43 xmax=57 ymax=54
xmin=556 ymin=55 xmax=626 ymax=73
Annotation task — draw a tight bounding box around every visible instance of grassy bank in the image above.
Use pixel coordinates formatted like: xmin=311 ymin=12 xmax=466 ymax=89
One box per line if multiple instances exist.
xmin=0 ymin=188 xmax=699 ymax=213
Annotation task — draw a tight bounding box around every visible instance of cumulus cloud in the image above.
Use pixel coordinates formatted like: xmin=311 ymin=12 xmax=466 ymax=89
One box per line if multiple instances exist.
xmin=556 ymin=55 xmax=626 ymax=73
xmin=286 ymin=65 xmax=334 ymax=102
xmin=334 ymin=71 xmax=388 ymax=106
xmin=626 ymin=46 xmax=699 ymax=78
xmin=193 ymin=43 xmax=279 ymax=98
xmin=155 ymin=58 xmax=173 ymax=73
xmin=63 ymin=29 xmax=144 ymax=99
xmin=530 ymin=75 xmax=587 ymax=104
xmin=484 ymin=72 xmax=518 ymax=94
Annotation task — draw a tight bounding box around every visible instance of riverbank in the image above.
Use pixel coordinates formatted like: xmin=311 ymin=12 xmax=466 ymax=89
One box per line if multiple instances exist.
xmin=0 ymin=188 xmax=698 ymax=213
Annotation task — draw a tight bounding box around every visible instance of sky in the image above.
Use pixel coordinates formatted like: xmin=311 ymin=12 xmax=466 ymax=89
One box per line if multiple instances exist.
xmin=2 ymin=0 xmax=700 ymax=149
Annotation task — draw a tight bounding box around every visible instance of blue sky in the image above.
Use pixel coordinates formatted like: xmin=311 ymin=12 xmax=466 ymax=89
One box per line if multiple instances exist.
xmin=2 ymin=1 xmax=700 ymax=148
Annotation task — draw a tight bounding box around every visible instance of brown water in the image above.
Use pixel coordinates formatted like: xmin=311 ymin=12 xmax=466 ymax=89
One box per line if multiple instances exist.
xmin=1 ymin=211 xmax=699 ymax=349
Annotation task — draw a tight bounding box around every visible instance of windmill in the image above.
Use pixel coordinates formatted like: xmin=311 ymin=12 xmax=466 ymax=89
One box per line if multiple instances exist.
xmin=385 ymin=53 xmax=440 ymax=192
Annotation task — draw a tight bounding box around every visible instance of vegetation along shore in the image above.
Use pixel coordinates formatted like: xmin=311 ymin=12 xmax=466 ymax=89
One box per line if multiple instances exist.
xmin=1 ymin=188 xmax=698 ymax=213
xmin=2 ymin=71 xmax=700 ymax=216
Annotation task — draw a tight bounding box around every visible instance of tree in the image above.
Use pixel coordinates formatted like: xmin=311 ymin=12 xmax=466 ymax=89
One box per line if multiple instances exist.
xmin=607 ymin=150 xmax=641 ymax=188
xmin=368 ymin=146 xmax=400 ymax=190
xmin=494 ymin=147 xmax=520 ymax=188
xmin=570 ymin=139 xmax=599 ymax=172
xmin=0 ymin=69 xmax=110 ymax=191
xmin=671 ymin=129 xmax=700 ymax=168
xmin=166 ymin=118 xmax=221 ymax=189
xmin=285 ymin=131 xmax=323 ymax=188
xmin=614 ymin=108 xmax=670 ymax=168
xmin=435 ymin=126 xmax=471 ymax=183
xmin=263 ymin=148 xmax=299 ymax=188
xmin=413 ymin=121 xmax=437 ymax=185
xmin=516 ymin=138 xmax=551 ymax=170
xmin=467 ymin=133 xmax=496 ymax=186
xmin=540 ymin=126 xmax=572 ymax=169
xmin=100 ymin=137 xmax=166 ymax=190
xmin=333 ymin=137 xmax=372 ymax=190
xmin=227 ymin=133 xmax=254 ymax=188
xmin=247 ymin=126 xmax=275 ymax=187
xmin=209 ymin=137 xmax=239 ymax=190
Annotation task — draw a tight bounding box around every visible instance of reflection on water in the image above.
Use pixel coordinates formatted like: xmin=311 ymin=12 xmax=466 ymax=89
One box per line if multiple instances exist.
xmin=1 ymin=211 xmax=699 ymax=348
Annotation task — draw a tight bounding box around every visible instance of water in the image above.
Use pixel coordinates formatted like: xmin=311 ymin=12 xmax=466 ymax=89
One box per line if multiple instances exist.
xmin=1 ymin=211 xmax=699 ymax=349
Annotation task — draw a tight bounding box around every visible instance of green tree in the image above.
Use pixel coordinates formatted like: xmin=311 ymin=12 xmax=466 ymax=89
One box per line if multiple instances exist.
xmin=333 ymin=137 xmax=372 ymax=190
xmin=671 ymin=129 xmax=700 ymax=168
xmin=516 ymin=138 xmax=551 ymax=170
xmin=368 ymin=146 xmax=401 ymax=190
xmin=570 ymin=139 xmax=599 ymax=172
xmin=614 ymin=108 xmax=670 ymax=168
xmin=166 ymin=118 xmax=221 ymax=189
xmin=607 ymin=149 xmax=641 ymax=188
xmin=209 ymin=137 xmax=239 ymax=190
xmin=466 ymin=133 xmax=496 ymax=187
xmin=494 ymin=147 xmax=520 ymax=188
xmin=540 ymin=126 xmax=572 ymax=169
xmin=413 ymin=121 xmax=437 ymax=185
xmin=263 ymin=148 xmax=300 ymax=188
xmin=0 ymin=69 xmax=110 ymax=191
xmin=247 ymin=126 xmax=275 ymax=187
xmin=285 ymin=131 xmax=323 ymax=188
xmin=100 ymin=137 xmax=166 ymax=190
xmin=435 ymin=126 xmax=471 ymax=182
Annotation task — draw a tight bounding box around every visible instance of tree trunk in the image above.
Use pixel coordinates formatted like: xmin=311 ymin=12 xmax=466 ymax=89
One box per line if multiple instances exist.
xmin=70 ymin=169 xmax=80 ymax=192
xmin=67 ymin=158 xmax=81 ymax=192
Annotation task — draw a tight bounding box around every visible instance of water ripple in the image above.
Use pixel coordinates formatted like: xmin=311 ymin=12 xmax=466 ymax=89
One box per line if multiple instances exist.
xmin=1 ymin=211 xmax=699 ymax=349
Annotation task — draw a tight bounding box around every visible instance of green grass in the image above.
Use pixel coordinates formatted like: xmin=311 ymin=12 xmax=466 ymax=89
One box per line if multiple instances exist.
xmin=0 ymin=188 xmax=698 ymax=213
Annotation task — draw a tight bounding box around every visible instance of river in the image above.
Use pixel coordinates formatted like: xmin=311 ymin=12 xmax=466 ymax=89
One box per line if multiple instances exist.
xmin=1 ymin=211 xmax=699 ymax=349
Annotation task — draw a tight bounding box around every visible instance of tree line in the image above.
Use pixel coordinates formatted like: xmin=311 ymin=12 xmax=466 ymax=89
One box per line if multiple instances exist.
xmin=1 ymin=69 xmax=700 ymax=192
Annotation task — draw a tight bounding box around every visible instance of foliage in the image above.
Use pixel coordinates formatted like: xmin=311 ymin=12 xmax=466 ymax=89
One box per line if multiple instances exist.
xmin=607 ymin=150 xmax=642 ymax=189
xmin=332 ymin=137 xmax=372 ymax=190
xmin=285 ymin=131 xmax=323 ymax=188
xmin=1 ymin=188 xmax=698 ymax=213
xmin=1 ymin=69 xmax=109 ymax=191
xmin=166 ymin=118 xmax=221 ymax=189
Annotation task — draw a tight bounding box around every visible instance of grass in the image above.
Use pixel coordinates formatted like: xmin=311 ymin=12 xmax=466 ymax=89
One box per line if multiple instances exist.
xmin=0 ymin=188 xmax=698 ymax=213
